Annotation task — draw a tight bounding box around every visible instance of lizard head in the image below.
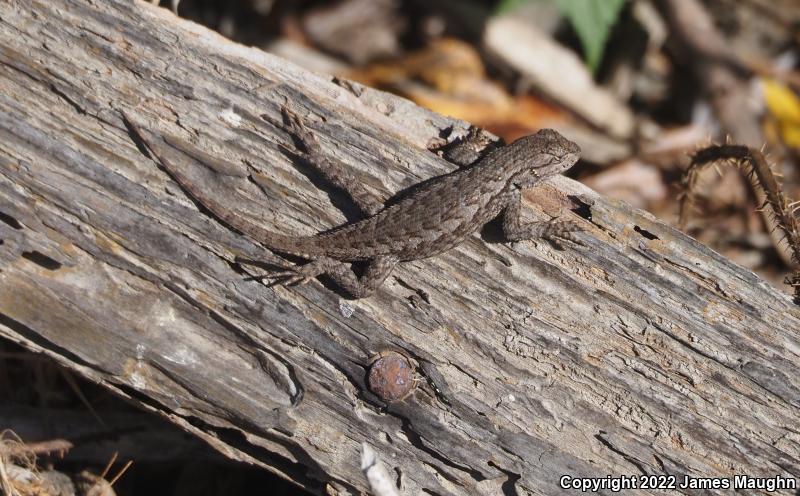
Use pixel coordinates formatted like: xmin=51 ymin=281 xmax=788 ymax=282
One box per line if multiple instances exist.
xmin=509 ymin=129 xmax=580 ymax=189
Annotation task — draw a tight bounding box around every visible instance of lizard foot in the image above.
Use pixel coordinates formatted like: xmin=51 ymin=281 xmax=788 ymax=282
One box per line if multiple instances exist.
xmin=265 ymin=256 xmax=397 ymax=299
xmin=539 ymin=218 xmax=585 ymax=250
xmin=270 ymin=259 xmax=329 ymax=286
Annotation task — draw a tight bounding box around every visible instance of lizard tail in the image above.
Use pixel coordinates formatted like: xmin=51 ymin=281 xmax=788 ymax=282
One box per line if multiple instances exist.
xmin=173 ymin=177 xmax=321 ymax=258
xmin=165 ymin=162 xmax=321 ymax=258
xmin=124 ymin=113 xmax=320 ymax=258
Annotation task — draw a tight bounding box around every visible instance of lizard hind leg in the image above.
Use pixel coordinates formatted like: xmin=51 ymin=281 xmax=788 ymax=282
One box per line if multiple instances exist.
xmin=272 ymin=255 xmax=399 ymax=299
xmin=281 ymin=108 xmax=385 ymax=217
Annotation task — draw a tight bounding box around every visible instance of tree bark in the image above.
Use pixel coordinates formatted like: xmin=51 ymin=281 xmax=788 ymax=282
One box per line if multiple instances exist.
xmin=0 ymin=1 xmax=798 ymax=494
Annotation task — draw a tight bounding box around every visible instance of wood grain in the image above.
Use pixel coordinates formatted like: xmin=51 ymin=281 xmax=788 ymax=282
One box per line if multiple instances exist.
xmin=0 ymin=1 xmax=798 ymax=494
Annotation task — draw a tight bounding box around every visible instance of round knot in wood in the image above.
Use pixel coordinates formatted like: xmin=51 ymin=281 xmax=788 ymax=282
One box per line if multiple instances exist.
xmin=368 ymin=351 xmax=414 ymax=402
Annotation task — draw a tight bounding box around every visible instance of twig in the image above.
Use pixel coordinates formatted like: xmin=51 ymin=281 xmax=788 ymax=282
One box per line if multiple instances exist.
xmin=680 ymin=144 xmax=800 ymax=301
xmin=361 ymin=443 xmax=400 ymax=496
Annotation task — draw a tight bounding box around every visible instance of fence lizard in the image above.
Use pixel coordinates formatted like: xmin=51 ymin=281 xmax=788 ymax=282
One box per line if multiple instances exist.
xmin=125 ymin=109 xmax=583 ymax=299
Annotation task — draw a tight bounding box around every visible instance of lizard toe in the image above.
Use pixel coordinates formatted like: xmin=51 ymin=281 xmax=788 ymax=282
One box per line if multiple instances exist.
xmin=271 ymin=269 xmax=299 ymax=278
xmin=284 ymin=275 xmax=306 ymax=286
xmin=542 ymin=219 xmax=585 ymax=249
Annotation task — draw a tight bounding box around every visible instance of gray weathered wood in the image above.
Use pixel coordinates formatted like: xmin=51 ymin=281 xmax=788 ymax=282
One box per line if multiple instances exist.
xmin=0 ymin=1 xmax=798 ymax=494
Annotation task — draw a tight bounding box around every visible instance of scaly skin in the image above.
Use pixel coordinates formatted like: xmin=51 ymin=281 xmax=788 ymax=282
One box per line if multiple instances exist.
xmin=127 ymin=110 xmax=582 ymax=298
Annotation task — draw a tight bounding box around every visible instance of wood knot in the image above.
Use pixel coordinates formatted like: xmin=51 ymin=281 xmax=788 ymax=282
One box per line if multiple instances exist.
xmin=367 ymin=351 xmax=415 ymax=402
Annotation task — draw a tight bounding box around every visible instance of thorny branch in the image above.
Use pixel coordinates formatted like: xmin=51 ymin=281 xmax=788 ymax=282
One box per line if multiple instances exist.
xmin=680 ymin=144 xmax=800 ymax=302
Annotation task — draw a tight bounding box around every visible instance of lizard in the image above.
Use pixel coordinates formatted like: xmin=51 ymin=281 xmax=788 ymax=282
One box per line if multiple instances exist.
xmin=124 ymin=109 xmax=583 ymax=299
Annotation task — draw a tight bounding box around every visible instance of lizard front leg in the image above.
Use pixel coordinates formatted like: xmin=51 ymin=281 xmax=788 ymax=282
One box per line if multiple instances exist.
xmin=273 ymin=255 xmax=399 ymax=299
xmin=434 ymin=126 xmax=500 ymax=168
xmin=502 ymin=189 xmax=584 ymax=249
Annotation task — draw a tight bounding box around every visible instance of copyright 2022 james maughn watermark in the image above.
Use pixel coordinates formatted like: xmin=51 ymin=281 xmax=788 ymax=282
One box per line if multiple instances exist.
xmin=560 ymin=474 xmax=797 ymax=492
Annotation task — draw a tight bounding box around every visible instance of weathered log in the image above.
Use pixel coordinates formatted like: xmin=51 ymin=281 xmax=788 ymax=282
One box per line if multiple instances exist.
xmin=0 ymin=1 xmax=798 ymax=494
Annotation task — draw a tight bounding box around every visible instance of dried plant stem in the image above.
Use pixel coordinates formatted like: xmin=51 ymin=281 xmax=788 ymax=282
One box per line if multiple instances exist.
xmin=680 ymin=144 xmax=800 ymax=301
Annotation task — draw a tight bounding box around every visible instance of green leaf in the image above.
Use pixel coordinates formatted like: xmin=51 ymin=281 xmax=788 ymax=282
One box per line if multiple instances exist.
xmin=495 ymin=0 xmax=533 ymax=14
xmin=554 ymin=0 xmax=625 ymax=73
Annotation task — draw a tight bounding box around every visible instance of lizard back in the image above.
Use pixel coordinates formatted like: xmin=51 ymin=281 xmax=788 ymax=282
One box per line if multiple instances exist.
xmin=311 ymin=164 xmax=512 ymax=261
xmin=294 ymin=130 xmax=580 ymax=261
